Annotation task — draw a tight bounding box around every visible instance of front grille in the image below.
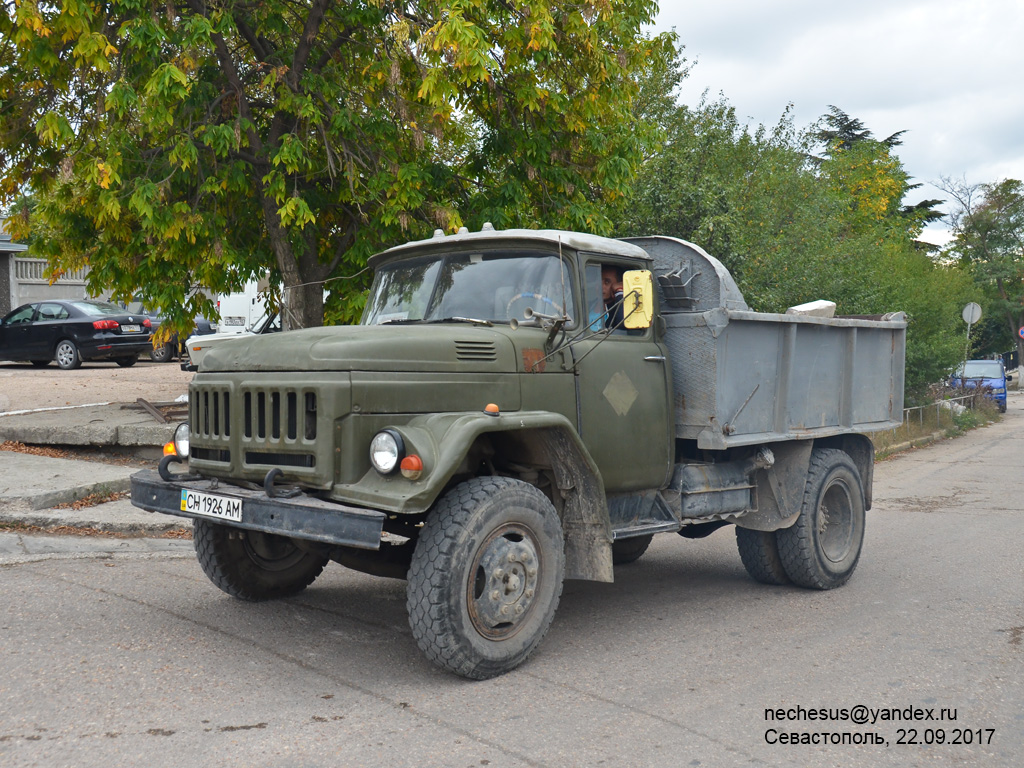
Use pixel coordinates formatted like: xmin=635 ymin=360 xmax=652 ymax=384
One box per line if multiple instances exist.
xmin=242 ymin=390 xmax=317 ymax=441
xmin=192 ymin=447 xmax=230 ymax=463
xmin=192 ymin=388 xmax=231 ymax=438
xmin=455 ymin=340 xmax=497 ymax=361
xmin=191 ymin=384 xmax=319 ymax=459
xmin=244 ymin=451 xmax=316 ymax=468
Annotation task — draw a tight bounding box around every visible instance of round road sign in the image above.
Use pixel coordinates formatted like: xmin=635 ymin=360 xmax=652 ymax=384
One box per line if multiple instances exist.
xmin=962 ymin=302 xmax=982 ymax=325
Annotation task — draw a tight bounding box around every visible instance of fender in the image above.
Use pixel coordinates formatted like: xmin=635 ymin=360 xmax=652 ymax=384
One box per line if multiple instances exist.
xmin=330 ymin=410 xmax=614 ymax=582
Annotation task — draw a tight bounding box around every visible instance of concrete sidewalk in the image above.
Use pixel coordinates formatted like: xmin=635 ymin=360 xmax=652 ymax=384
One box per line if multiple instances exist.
xmin=0 ymin=450 xmax=186 ymax=534
xmin=0 ymin=399 xmax=187 ymax=536
xmin=0 ymin=402 xmax=178 ymax=457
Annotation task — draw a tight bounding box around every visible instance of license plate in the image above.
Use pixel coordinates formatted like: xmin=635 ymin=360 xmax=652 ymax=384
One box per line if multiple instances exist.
xmin=180 ymin=489 xmax=243 ymax=522
xmin=223 ymin=316 xmax=245 ymax=326
xmin=121 ymin=324 xmax=141 ymax=333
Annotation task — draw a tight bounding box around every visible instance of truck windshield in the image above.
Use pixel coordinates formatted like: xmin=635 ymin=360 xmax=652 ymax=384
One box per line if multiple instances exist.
xmin=363 ymin=251 xmax=575 ymax=327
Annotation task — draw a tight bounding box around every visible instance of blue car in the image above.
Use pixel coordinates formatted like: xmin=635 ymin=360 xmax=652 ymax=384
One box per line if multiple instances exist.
xmin=951 ymin=359 xmax=1012 ymax=413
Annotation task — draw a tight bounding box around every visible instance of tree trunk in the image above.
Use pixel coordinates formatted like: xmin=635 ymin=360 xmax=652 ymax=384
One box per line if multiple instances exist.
xmin=282 ymin=281 xmax=326 ymax=330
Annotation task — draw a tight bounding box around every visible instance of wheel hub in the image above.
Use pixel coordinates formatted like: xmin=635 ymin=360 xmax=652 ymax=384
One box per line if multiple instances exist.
xmin=468 ymin=524 xmax=541 ymax=640
xmin=819 ymin=481 xmax=854 ymax=563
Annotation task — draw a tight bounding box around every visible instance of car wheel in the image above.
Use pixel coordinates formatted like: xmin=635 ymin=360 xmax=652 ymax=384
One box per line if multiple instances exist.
xmin=55 ymin=339 xmax=82 ymax=370
xmin=114 ymin=356 xmax=137 ymax=367
xmin=407 ymin=476 xmax=565 ymax=679
xmin=193 ymin=519 xmax=329 ymax=601
xmin=150 ymin=342 xmax=174 ymax=363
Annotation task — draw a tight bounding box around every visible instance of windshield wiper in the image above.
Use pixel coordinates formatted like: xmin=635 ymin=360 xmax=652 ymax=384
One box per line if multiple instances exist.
xmin=434 ymin=316 xmax=494 ymax=327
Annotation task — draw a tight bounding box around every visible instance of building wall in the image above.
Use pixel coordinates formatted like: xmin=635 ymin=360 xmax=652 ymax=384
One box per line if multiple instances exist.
xmin=0 ymin=254 xmax=11 ymax=315
xmin=3 ymin=256 xmax=89 ymax=315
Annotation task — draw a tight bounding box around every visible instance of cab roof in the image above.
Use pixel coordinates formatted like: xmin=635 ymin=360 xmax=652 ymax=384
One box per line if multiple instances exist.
xmin=368 ymin=226 xmax=648 ymax=268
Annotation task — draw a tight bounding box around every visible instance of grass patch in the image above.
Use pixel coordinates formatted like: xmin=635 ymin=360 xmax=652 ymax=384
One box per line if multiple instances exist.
xmin=872 ymin=395 xmax=1001 ymax=458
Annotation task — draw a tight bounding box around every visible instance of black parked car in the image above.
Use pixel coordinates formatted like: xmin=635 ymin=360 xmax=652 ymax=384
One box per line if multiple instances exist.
xmin=0 ymin=300 xmax=153 ymax=369
xmin=122 ymin=298 xmax=217 ymax=363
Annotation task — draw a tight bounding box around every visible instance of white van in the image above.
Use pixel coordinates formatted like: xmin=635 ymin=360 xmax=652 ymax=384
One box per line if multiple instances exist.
xmin=215 ymin=275 xmax=273 ymax=335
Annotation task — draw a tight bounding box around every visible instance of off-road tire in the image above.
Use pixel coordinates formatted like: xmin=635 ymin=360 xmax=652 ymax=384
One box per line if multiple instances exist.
xmin=114 ymin=356 xmax=137 ymax=367
xmin=735 ymin=527 xmax=790 ymax=585
xmin=55 ymin=339 xmax=82 ymax=370
xmin=612 ymin=534 xmax=653 ymax=565
xmin=150 ymin=342 xmax=174 ymax=363
xmin=193 ymin=519 xmax=328 ymax=601
xmin=407 ymin=476 xmax=565 ymax=680
xmin=777 ymin=448 xmax=865 ymax=590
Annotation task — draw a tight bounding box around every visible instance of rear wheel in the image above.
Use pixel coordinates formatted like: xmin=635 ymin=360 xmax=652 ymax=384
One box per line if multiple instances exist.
xmin=736 ymin=527 xmax=790 ymax=585
xmin=193 ymin=519 xmax=328 ymax=601
xmin=776 ymin=448 xmax=865 ymax=589
xmin=611 ymin=534 xmax=653 ymax=565
xmin=407 ymin=476 xmax=565 ymax=679
xmin=55 ymin=339 xmax=81 ymax=370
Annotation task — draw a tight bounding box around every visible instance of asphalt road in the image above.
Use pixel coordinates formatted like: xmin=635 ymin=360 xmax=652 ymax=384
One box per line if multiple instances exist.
xmin=2 ymin=401 xmax=1022 ymax=767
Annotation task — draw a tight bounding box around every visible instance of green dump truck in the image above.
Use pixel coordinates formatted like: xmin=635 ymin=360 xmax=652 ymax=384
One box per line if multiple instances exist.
xmin=132 ymin=227 xmax=906 ymax=679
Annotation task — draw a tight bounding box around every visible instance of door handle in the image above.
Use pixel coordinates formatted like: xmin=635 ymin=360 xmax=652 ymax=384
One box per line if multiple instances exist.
xmin=644 ymin=355 xmax=666 ymax=362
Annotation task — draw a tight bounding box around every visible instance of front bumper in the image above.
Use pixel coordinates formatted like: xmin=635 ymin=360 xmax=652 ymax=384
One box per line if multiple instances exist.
xmin=130 ymin=469 xmax=385 ymax=549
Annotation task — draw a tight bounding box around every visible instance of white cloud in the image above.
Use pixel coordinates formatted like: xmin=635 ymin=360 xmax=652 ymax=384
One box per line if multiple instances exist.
xmin=653 ymin=0 xmax=1024 ymax=226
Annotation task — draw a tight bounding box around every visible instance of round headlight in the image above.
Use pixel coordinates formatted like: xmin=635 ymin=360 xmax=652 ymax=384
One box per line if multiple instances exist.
xmin=173 ymin=422 xmax=190 ymax=458
xmin=370 ymin=429 xmax=405 ymax=474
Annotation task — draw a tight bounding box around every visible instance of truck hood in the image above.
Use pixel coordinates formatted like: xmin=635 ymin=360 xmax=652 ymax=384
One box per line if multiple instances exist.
xmin=200 ymin=324 xmax=517 ymax=373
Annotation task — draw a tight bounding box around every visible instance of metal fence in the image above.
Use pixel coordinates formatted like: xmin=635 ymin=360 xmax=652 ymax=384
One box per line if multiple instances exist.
xmin=891 ymin=394 xmax=983 ymax=442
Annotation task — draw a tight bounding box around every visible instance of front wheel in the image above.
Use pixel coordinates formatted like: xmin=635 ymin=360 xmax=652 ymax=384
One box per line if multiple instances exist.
xmin=407 ymin=477 xmax=565 ymax=679
xmin=776 ymin=448 xmax=865 ymax=589
xmin=150 ymin=342 xmax=174 ymax=363
xmin=193 ymin=519 xmax=328 ymax=601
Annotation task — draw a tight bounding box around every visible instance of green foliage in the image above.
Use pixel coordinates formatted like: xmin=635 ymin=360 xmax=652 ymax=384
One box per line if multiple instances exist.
xmin=614 ymin=46 xmax=977 ymax=399
xmin=942 ymin=178 xmax=1024 ymax=361
xmin=1 ymin=0 xmax=670 ymax=333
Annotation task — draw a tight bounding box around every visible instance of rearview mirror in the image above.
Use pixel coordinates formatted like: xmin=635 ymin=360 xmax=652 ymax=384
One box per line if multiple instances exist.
xmin=622 ymin=270 xmax=654 ymax=329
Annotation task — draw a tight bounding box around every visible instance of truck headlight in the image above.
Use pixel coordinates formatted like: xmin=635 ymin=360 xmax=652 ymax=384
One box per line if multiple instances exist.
xmin=370 ymin=429 xmax=405 ymax=475
xmin=173 ymin=422 xmax=190 ymax=458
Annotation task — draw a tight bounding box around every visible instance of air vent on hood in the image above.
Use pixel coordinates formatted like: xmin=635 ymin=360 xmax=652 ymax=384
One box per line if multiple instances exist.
xmin=455 ymin=340 xmax=497 ymax=362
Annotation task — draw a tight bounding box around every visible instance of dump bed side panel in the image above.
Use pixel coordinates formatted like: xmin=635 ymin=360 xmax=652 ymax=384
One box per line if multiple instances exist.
xmin=665 ymin=311 xmax=906 ymax=449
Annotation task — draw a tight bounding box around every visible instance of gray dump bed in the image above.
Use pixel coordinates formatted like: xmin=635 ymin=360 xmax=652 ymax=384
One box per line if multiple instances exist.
xmin=624 ymin=237 xmax=907 ymax=451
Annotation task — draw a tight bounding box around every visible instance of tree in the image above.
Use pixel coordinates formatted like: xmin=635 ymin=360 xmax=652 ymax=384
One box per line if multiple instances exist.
xmin=942 ymin=177 xmax=1024 ymax=363
xmin=1 ymin=0 xmax=670 ymax=331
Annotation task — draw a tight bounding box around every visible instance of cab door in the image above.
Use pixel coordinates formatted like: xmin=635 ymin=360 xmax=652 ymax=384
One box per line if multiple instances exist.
xmin=571 ymin=261 xmax=673 ymax=493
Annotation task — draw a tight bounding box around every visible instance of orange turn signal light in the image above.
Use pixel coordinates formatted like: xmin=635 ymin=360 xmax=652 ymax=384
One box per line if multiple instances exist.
xmin=484 ymin=403 xmax=500 ymax=416
xmin=400 ymin=455 xmax=423 ymax=480
xmin=163 ymin=440 xmax=177 ymax=457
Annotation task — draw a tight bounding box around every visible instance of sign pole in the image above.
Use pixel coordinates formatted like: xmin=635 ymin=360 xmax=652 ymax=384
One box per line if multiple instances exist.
xmin=961 ymin=303 xmax=983 ymax=372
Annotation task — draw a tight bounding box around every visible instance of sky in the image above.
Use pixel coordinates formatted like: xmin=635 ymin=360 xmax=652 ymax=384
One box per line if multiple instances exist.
xmin=653 ymin=0 xmax=1024 ymax=245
